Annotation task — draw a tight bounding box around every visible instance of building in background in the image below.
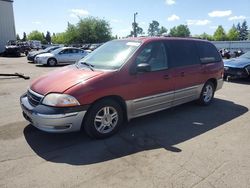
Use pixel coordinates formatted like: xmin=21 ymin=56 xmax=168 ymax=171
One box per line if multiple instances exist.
xmin=212 ymin=41 xmax=250 ymax=52
xmin=0 ymin=0 xmax=16 ymax=53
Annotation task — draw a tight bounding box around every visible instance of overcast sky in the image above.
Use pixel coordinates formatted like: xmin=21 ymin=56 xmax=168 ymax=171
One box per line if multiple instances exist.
xmin=13 ymin=0 xmax=250 ymax=37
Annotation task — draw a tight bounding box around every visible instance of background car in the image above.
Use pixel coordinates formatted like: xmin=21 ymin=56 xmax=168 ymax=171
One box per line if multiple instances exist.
xmin=224 ymin=51 xmax=250 ymax=79
xmin=3 ymin=40 xmax=31 ymax=57
xmin=35 ymin=47 xmax=89 ymax=66
xmin=27 ymin=46 xmax=60 ymax=62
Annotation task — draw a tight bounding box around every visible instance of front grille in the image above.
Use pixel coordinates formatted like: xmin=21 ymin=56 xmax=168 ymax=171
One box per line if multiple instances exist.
xmin=27 ymin=89 xmax=43 ymax=106
xmin=224 ymin=67 xmax=247 ymax=75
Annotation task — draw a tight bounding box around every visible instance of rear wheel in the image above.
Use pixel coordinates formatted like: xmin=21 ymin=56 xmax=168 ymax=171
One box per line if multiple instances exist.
xmin=83 ymin=99 xmax=124 ymax=139
xmin=47 ymin=58 xmax=57 ymax=66
xmin=198 ymin=81 xmax=215 ymax=105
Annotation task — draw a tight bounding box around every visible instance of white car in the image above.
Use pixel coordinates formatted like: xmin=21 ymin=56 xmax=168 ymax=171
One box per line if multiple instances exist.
xmin=35 ymin=47 xmax=89 ymax=66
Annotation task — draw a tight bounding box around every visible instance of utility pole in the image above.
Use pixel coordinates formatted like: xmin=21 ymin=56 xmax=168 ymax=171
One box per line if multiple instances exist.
xmin=133 ymin=12 xmax=138 ymax=37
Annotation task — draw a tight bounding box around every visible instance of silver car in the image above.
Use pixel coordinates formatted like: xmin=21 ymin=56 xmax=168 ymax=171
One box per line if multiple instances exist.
xmin=35 ymin=47 xmax=89 ymax=66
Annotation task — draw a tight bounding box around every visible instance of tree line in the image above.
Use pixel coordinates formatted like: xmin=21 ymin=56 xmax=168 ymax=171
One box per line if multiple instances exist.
xmin=17 ymin=17 xmax=113 ymax=45
xmin=129 ymin=20 xmax=249 ymax=41
xmin=16 ymin=17 xmax=250 ymax=45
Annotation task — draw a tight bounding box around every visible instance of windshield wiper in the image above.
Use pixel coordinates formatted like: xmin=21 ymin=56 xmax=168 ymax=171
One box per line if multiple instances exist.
xmin=80 ymin=62 xmax=94 ymax=71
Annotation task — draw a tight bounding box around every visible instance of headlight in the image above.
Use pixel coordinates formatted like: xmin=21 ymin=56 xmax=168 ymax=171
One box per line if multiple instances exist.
xmin=42 ymin=93 xmax=80 ymax=107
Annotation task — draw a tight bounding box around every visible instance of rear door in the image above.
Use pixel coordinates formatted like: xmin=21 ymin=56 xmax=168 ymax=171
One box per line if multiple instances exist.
xmin=165 ymin=40 xmax=202 ymax=106
xmin=128 ymin=41 xmax=175 ymax=118
xmin=57 ymin=49 xmax=72 ymax=63
xmin=70 ymin=49 xmax=82 ymax=63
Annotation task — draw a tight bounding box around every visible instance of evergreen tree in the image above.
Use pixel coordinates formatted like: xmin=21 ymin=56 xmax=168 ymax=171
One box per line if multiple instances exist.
xmin=213 ymin=25 xmax=227 ymax=41
xmin=45 ymin=31 xmax=51 ymax=44
xmin=227 ymin=24 xmax=239 ymax=41
xmin=237 ymin=21 xmax=248 ymax=40
xmin=22 ymin=32 xmax=27 ymax=41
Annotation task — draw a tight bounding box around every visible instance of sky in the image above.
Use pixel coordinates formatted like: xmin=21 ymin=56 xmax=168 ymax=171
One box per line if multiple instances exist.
xmin=13 ymin=0 xmax=250 ymax=38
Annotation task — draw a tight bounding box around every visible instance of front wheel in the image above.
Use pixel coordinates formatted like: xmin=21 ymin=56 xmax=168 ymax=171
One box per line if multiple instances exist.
xmin=47 ymin=58 xmax=57 ymax=66
xmin=198 ymin=81 xmax=215 ymax=105
xmin=83 ymin=99 xmax=124 ymax=139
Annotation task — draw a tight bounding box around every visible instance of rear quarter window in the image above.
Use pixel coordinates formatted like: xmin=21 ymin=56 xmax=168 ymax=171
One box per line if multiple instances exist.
xmin=165 ymin=40 xmax=200 ymax=68
xmin=196 ymin=41 xmax=222 ymax=63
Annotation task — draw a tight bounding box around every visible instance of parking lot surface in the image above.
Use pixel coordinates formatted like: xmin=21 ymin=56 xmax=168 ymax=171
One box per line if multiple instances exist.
xmin=0 ymin=56 xmax=250 ymax=188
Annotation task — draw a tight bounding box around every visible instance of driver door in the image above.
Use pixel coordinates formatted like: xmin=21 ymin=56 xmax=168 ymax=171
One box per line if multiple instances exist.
xmin=128 ymin=41 xmax=175 ymax=118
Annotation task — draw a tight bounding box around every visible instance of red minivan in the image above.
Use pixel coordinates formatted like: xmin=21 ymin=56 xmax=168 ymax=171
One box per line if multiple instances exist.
xmin=20 ymin=37 xmax=224 ymax=138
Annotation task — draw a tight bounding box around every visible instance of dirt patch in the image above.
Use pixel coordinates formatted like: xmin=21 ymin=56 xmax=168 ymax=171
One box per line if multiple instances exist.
xmin=0 ymin=92 xmax=10 ymax=96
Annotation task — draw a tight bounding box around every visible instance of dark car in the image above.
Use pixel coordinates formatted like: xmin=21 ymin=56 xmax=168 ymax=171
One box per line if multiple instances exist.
xmin=27 ymin=46 xmax=60 ymax=62
xmin=3 ymin=40 xmax=31 ymax=57
xmin=88 ymin=43 xmax=103 ymax=51
xmin=224 ymin=51 xmax=250 ymax=79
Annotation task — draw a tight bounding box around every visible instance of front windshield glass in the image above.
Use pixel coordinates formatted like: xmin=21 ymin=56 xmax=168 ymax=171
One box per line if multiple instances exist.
xmin=77 ymin=40 xmax=141 ymax=70
xmin=45 ymin=46 xmax=59 ymax=53
xmin=51 ymin=47 xmax=64 ymax=54
xmin=240 ymin=51 xmax=250 ymax=59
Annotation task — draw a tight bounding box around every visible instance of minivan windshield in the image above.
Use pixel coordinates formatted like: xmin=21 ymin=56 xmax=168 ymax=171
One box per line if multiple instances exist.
xmin=77 ymin=40 xmax=141 ymax=70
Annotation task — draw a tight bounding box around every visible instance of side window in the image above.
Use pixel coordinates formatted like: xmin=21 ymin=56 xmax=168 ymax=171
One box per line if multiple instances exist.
xmin=196 ymin=42 xmax=222 ymax=63
xmin=61 ymin=49 xmax=69 ymax=54
xmin=135 ymin=42 xmax=168 ymax=71
xmin=165 ymin=40 xmax=200 ymax=68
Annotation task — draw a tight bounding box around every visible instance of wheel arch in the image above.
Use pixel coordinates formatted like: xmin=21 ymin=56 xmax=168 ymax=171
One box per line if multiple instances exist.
xmin=47 ymin=57 xmax=57 ymax=65
xmin=207 ymin=78 xmax=217 ymax=90
xmin=83 ymin=95 xmax=128 ymax=125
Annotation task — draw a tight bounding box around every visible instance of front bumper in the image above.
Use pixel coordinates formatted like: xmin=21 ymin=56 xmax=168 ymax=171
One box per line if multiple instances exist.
xmin=27 ymin=55 xmax=35 ymax=61
xmin=20 ymin=93 xmax=88 ymax=133
xmin=224 ymin=67 xmax=249 ymax=78
xmin=216 ymin=78 xmax=223 ymax=91
xmin=34 ymin=57 xmax=47 ymax=65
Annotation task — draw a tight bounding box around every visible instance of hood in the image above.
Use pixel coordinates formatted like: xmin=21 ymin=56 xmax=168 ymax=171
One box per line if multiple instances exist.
xmin=31 ymin=65 xmax=104 ymax=95
xmin=224 ymin=58 xmax=250 ymax=68
xmin=28 ymin=50 xmax=45 ymax=56
xmin=5 ymin=45 xmax=19 ymax=49
xmin=36 ymin=53 xmax=54 ymax=58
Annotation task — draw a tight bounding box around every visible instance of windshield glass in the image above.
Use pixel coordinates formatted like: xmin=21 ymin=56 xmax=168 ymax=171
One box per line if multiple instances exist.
xmin=240 ymin=51 xmax=250 ymax=59
xmin=51 ymin=47 xmax=64 ymax=54
xmin=77 ymin=40 xmax=141 ymax=70
xmin=44 ymin=46 xmax=58 ymax=52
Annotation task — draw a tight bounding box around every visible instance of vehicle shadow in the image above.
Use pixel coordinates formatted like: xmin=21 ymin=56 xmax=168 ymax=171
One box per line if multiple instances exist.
xmin=35 ymin=64 xmax=67 ymax=68
xmin=225 ymin=77 xmax=250 ymax=85
xmin=23 ymin=98 xmax=248 ymax=165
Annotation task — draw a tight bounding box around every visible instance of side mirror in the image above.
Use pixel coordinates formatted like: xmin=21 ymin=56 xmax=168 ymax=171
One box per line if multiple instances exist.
xmin=136 ymin=63 xmax=151 ymax=73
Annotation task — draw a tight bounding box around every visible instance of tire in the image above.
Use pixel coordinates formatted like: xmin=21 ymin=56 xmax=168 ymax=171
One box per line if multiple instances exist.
xmin=223 ymin=74 xmax=228 ymax=80
xmin=47 ymin=58 xmax=57 ymax=66
xmin=83 ymin=99 xmax=124 ymax=139
xmin=198 ymin=81 xmax=215 ymax=106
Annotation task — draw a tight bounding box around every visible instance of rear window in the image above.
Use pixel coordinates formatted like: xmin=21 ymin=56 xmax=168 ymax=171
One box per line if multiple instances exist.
xmin=196 ymin=41 xmax=221 ymax=63
xmin=165 ymin=40 xmax=200 ymax=68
